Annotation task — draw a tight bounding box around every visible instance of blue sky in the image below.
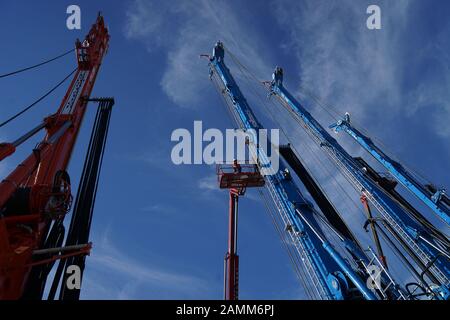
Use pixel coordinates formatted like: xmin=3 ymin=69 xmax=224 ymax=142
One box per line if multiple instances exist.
xmin=0 ymin=0 xmax=449 ymax=299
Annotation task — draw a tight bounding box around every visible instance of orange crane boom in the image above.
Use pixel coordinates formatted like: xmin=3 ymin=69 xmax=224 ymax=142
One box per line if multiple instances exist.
xmin=0 ymin=14 xmax=109 ymax=299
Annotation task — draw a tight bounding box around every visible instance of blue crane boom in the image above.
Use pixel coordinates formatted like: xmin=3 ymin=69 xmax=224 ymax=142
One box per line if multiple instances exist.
xmin=329 ymin=113 xmax=450 ymax=226
xmin=268 ymin=67 xmax=450 ymax=299
xmin=208 ymin=42 xmax=377 ymax=300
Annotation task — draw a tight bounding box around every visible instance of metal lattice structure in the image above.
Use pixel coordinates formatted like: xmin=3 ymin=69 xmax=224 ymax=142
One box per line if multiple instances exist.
xmin=206 ymin=41 xmax=450 ymax=300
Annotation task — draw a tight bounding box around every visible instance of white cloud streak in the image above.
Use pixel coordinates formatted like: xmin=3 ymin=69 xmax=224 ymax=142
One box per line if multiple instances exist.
xmin=274 ymin=0 xmax=410 ymax=123
xmin=124 ymin=0 xmax=271 ymax=109
xmin=273 ymin=0 xmax=450 ymax=143
xmin=198 ymin=175 xmax=218 ymax=192
xmin=82 ymin=227 xmax=209 ymax=299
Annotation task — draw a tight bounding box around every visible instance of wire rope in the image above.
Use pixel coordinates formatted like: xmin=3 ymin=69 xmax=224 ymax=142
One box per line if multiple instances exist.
xmin=0 ymin=49 xmax=75 ymax=79
xmin=0 ymin=68 xmax=77 ymax=128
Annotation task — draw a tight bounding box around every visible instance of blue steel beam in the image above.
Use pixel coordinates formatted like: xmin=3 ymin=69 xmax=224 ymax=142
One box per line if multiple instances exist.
xmin=329 ymin=114 xmax=450 ymax=226
xmin=269 ymin=67 xmax=450 ymax=298
xmin=208 ymin=42 xmax=376 ymax=300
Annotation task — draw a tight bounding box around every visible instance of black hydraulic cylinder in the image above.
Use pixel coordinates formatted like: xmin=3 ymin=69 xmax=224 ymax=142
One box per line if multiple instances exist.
xmin=48 ymin=98 xmax=114 ymax=300
xmin=279 ymin=145 xmax=360 ymax=248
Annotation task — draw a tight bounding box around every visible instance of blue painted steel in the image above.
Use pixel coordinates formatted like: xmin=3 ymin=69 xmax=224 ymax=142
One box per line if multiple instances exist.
xmin=269 ymin=68 xmax=450 ymax=295
xmin=322 ymin=241 xmax=376 ymax=300
xmin=209 ymin=42 xmax=377 ymax=300
xmin=329 ymin=115 xmax=450 ymax=226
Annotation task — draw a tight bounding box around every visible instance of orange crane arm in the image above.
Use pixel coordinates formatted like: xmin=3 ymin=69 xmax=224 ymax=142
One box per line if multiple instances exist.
xmin=0 ymin=14 xmax=109 ymax=299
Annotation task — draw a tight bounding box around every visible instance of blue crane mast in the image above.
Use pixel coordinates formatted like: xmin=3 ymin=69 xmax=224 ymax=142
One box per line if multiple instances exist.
xmin=329 ymin=113 xmax=450 ymax=227
xmin=207 ymin=42 xmax=382 ymax=300
xmin=268 ymin=67 xmax=450 ymax=299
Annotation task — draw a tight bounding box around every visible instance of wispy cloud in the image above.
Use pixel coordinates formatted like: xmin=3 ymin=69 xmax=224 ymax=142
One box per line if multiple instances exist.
xmin=274 ymin=0 xmax=409 ymax=123
xmin=273 ymin=0 xmax=450 ymax=144
xmin=82 ymin=226 xmax=210 ymax=299
xmin=124 ymin=0 xmax=271 ymax=109
xmin=198 ymin=175 xmax=218 ymax=192
xmin=270 ymin=0 xmax=450 ymax=224
xmin=140 ymin=203 xmax=175 ymax=214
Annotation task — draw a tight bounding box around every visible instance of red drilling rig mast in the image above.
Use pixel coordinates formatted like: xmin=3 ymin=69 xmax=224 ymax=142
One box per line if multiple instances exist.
xmin=217 ymin=161 xmax=265 ymax=300
xmin=0 ymin=14 xmax=110 ymax=299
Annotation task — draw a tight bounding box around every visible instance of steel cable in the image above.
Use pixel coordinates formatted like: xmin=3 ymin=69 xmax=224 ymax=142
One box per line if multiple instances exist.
xmin=0 ymin=68 xmax=77 ymax=128
xmin=0 ymin=48 xmax=74 ymax=79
